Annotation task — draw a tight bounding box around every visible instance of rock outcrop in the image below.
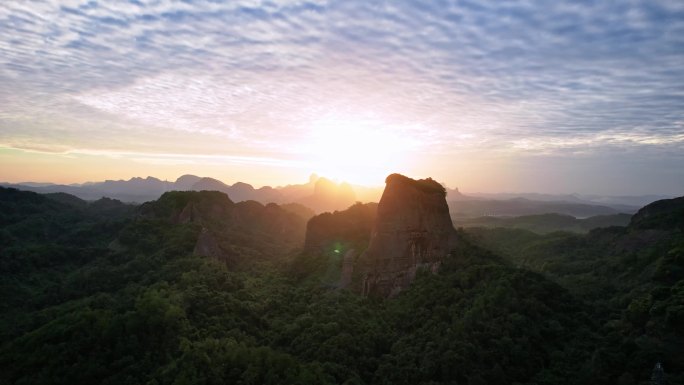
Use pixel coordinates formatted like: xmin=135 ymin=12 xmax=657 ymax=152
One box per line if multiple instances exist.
xmin=138 ymin=190 xmax=306 ymax=265
xmin=193 ymin=227 xmax=226 ymax=260
xmin=358 ymin=174 xmax=458 ymax=297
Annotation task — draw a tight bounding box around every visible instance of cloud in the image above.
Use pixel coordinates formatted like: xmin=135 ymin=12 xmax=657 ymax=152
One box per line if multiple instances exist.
xmin=510 ymin=130 xmax=684 ymax=155
xmin=0 ymin=144 xmax=306 ymax=168
xmin=1 ymin=0 xmax=683 ymax=167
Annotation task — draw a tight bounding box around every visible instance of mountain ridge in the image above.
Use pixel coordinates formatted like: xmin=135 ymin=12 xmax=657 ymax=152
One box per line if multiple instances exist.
xmin=1 ymin=184 xmax=683 ymax=384
xmin=3 ymin=174 xmax=664 ymax=219
xmin=1 ymin=174 xmax=364 ymax=214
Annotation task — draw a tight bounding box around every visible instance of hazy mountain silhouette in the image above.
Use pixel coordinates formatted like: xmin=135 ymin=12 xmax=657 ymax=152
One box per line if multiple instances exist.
xmin=452 ymin=212 xmax=632 ymax=234
xmin=449 ymin=197 xmax=638 ymax=218
xmin=2 ymin=174 xmax=666 ymax=217
xmin=459 ymin=191 xmax=667 ymax=209
xmin=1 ymin=174 xmax=366 ymax=214
xmin=173 ymin=174 xmax=203 ymax=190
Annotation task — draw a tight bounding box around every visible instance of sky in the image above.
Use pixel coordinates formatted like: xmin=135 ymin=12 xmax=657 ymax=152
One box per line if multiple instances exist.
xmin=1 ymin=0 xmax=683 ymax=195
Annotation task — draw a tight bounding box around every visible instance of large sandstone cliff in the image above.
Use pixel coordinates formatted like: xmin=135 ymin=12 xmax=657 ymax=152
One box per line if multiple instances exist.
xmin=358 ymin=174 xmax=458 ymax=297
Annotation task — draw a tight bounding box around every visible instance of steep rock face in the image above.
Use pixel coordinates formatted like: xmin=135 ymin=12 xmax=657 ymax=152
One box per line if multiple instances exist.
xmin=193 ymin=227 xmax=227 ymax=261
xmin=359 ymin=174 xmax=458 ymax=297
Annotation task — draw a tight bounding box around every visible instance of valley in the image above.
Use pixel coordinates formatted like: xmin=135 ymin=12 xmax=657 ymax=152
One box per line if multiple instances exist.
xmin=1 ymin=174 xmax=682 ymax=384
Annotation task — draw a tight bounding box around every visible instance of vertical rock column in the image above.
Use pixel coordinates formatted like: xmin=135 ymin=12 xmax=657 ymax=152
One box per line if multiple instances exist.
xmin=358 ymin=174 xmax=457 ymax=297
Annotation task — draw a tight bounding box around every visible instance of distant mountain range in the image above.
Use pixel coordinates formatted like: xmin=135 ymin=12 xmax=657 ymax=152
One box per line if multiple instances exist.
xmin=445 ymin=187 xmax=666 ymax=217
xmin=455 ymin=191 xmax=669 ymax=210
xmin=1 ymin=174 xmax=370 ymax=214
xmin=2 ymin=175 xmax=671 ymax=217
xmin=448 ymin=197 xmax=640 ymax=218
xmin=452 ymin=213 xmax=633 ymax=234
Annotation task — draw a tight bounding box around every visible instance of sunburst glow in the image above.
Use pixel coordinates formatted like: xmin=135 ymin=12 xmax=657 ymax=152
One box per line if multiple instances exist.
xmin=300 ymin=116 xmax=421 ymax=185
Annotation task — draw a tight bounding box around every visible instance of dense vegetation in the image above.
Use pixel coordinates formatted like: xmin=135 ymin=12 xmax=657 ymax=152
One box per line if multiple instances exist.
xmin=452 ymin=213 xmax=631 ymax=234
xmin=463 ymin=198 xmax=684 ymax=384
xmin=0 ymin=187 xmax=681 ymax=384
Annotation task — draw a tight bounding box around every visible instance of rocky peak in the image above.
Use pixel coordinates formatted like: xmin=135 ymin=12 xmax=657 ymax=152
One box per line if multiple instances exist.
xmin=358 ymin=174 xmax=457 ymax=297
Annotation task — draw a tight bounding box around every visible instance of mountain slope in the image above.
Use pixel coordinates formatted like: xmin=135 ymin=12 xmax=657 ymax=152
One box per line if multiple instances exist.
xmin=1 ymin=187 xmax=681 ymax=384
xmin=464 ymin=196 xmax=684 ymax=383
xmin=138 ymin=190 xmax=306 ymax=265
xmin=2 ymin=174 xmax=363 ymax=214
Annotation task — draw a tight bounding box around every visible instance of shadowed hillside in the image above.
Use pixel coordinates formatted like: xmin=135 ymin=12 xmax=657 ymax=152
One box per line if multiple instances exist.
xmin=138 ymin=190 xmax=307 ymax=265
xmin=0 ymin=186 xmax=681 ymax=384
xmin=464 ymin=196 xmax=684 ymax=383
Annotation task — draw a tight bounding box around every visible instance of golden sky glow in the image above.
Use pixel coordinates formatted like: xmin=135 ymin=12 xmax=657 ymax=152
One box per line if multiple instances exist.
xmin=300 ymin=116 xmax=422 ymax=185
xmin=1 ymin=1 xmax=683 ymax=195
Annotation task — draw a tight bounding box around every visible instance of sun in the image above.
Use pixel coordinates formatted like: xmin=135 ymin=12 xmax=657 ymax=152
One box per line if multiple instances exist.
xmin=300 ymin=116 xmax=419 ymax=185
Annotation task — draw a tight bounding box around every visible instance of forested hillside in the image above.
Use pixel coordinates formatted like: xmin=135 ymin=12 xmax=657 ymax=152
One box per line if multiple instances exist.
xmin=464 ymin=197 xmax=684 ymax=384
xmin=0 ymin=187 xmax=681 ymax=384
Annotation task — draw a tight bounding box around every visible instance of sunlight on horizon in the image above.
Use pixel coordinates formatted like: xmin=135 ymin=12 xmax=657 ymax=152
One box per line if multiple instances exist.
xmin=1 ymin=1 xmax=683 ymax=195
xmin=299 ymin=116 xmax=422 ymax=185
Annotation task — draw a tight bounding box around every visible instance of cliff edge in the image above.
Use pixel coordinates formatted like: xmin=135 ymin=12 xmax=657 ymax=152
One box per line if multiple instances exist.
xmin=358 ymin=174 xmax=458 ymax=297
